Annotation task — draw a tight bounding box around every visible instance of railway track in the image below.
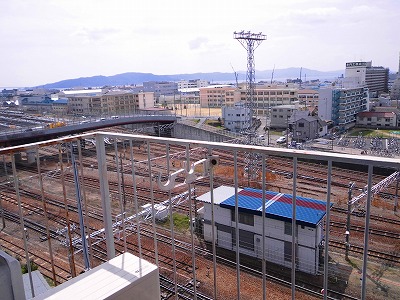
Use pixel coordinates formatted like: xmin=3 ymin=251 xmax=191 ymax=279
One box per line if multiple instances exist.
xmin=0 ymin=232 xmax=82 ymax=284
xmin=329 ymin=240 xmax=400 ymax=264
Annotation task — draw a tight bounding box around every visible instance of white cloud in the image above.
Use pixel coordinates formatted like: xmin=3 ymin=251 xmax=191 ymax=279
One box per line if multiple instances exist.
xmin=188 ymin=37 xmax=209 ymax=50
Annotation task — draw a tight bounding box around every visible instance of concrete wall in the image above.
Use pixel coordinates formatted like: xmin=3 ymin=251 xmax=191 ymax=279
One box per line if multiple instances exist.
xmin=173 ymin=123 xmax=234 ymax=143
xmin=0 ymin=250 xmax=25 ymax=300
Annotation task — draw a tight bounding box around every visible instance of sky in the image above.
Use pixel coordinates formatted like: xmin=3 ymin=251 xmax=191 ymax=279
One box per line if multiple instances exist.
xmin=1 ymin=0 xmax=399 ymax=87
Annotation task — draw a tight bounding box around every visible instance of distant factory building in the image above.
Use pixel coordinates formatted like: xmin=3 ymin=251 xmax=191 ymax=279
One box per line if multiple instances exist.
xmin=344 ymin=61 xmax=389 ymax=97
xmin=18 ymin=95 xmax=53 ymax=113
xmin=197 ymin=186 xmax=331 ymax=275
xmin=318 ymin=87 xmax=369 ymax=130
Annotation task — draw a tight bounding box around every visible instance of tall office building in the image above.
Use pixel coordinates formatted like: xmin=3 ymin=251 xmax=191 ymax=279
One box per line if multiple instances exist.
xmin=345 ymin=61 xmax=389 ymax=96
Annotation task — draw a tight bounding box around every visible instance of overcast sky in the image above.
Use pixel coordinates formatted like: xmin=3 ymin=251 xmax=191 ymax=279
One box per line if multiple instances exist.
xmin=1 ymin=0 xmax=399 ymax=87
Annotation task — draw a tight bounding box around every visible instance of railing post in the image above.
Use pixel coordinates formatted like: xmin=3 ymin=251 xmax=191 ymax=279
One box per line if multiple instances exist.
xmin=346 ymin=182 xmax=355 ymax=260
xmin=96 ymin=134 xmax=115 ymax=259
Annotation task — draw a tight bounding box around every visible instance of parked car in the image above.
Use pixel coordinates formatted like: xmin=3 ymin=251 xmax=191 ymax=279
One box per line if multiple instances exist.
xmin=276 ymin=136 xmax=286 ymax=144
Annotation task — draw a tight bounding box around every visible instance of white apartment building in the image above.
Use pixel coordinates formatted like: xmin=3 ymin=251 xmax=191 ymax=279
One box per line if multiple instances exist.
xmin=318 ymin=87 xmax=369 ymax=129
xmin=177 ymin=79 xmax=209 ymax=89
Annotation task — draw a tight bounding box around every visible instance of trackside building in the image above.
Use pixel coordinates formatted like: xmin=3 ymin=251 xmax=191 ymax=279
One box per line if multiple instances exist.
xmin=197 ymin=186 xmax=332 ymax=275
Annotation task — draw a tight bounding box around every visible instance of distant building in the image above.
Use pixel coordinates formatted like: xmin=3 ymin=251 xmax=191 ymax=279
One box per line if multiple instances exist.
xmin=269 ymin=104 xmax=298 ymax=129
xmin=318 ymin=87 xmax=369 ymax=130
xmin=356 ymin=111 xmax=398 ymax=128
xmin=391 ymin=79 xmax=400 ymax=100
xmin=344 ymin=61 xmax=389 ymax=97
xmin=222 ymin=102 xmax=251 ymax=132
xmin=238 ymin=84 xmax=298 ymax=116
xmin=60 ymin=89 xmax=103 ymax=97
xmin=142 ymin=81 xmax=178 ymax=103
xmin=18 ymin=95 xmax=53 ymax=113
xmin=52 ymin=98 xmax=69 ymax=115
xmin=297 ymin=89 xmax=319 ymax=107
xmin=176 ymin=79 xmax=209 ymax=89
xmin=289 ymin=111 xmax=327 ymax=141
xmin=390 ymin=53 xmax=400 ymax=100
xmin=67 ymin=90 xmax=154 ymax=116
xmin=178 ymin=88 xmax=200 ymax=105
xmin=1 ymin=89 xmax=17 ymax=97
xmin=199 ymin=85 xmax=236 ymax=108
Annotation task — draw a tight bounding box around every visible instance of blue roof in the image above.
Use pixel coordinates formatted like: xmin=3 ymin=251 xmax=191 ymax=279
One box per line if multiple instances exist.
xmin=219 ymin=187 xmax=332 ymax=227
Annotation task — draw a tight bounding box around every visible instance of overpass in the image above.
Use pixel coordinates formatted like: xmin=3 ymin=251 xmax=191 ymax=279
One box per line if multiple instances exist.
xmin=0 ymin=114 xmax=177 ymax=147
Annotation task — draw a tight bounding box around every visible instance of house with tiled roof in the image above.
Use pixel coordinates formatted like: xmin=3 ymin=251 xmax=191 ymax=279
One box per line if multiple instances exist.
xmin=356 ymin=111 xmax=398 ymax=128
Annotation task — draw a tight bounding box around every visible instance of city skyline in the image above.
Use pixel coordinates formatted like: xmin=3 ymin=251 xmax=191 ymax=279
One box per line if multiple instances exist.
xmin=1 ymin=0 xmax=399 ymax=87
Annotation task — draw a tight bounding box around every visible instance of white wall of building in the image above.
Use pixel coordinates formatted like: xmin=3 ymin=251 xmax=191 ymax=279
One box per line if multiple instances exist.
xmin=222 ymin=102 xmax=251 ymax=132
xmin=318 ymin=89 xmax=333 ymax=121
xmin=202 ymin=202 xmax=323 ymax=274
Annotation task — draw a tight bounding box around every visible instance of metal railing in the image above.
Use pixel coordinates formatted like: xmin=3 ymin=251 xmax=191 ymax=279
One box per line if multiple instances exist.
xmin=0 ymin=131 xmax=399 ymax=300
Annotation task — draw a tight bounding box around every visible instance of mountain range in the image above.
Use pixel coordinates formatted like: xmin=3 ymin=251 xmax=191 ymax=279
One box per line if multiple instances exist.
xmin=37 ymin=68 xmax=344 ymax=89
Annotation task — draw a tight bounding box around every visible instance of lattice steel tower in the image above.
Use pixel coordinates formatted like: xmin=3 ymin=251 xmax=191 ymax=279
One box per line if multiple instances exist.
xmin=234 ymin=31 xmax=266 ymax=184
xmin=234 ymin=31 xmax=267 ymax=131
